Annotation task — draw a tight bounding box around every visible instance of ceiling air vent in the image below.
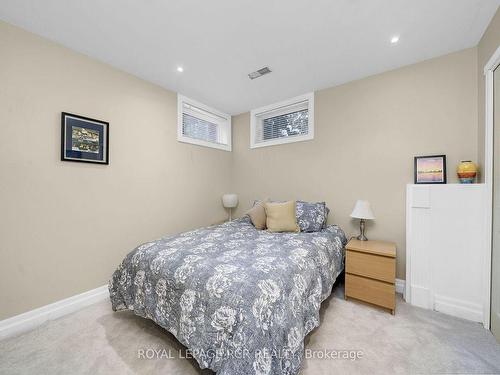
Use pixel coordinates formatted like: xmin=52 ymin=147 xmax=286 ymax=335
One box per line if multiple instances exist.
xmin=248 ymin=67 xmax=272 ymax=80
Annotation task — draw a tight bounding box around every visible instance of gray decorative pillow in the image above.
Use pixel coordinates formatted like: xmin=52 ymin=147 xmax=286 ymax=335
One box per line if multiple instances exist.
xmin=323 ymin=206 xmax=330 ymax=228
xmin=296 ymin=201 xmax=327 ymax=232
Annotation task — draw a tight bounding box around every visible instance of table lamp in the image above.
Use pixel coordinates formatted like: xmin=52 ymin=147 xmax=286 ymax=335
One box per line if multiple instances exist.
xmin=222 ymin=194 xmax=238 ymax=221
xmin=350 ymin=200 xmax=375 ymax=241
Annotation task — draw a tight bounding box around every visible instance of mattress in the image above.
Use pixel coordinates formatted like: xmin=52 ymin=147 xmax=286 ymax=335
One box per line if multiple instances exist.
xmin=109 ymin=216 xmax=347 ymax=374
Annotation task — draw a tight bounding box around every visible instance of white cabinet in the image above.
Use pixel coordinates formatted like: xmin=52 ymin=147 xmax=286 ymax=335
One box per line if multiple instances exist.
xmin=406 ymin=184 xmax=488 ymax=325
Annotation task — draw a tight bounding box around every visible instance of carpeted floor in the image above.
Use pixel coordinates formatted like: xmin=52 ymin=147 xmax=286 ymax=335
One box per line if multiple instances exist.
xmin=1 ymin=284 xmax=500 ymax=375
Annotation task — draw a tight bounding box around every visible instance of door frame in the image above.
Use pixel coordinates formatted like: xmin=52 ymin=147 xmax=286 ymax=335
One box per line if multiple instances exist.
xmin=484 ymin=45 xmax=500 ymax=330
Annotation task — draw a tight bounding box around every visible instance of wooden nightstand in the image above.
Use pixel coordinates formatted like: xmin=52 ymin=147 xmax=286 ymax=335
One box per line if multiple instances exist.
xmin=345 ymin=239 xmax=396 ymax=314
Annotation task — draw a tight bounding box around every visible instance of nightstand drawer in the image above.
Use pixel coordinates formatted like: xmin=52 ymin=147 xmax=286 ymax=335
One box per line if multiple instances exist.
xmin=346 ymin=250 xmax=395 ymax=283
xmin=345 ymin=273 xmax=395 ymax=310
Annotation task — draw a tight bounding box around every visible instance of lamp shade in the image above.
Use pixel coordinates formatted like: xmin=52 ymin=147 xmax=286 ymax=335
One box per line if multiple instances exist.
xmin=350 ymin=200 xmax=375 ymax=220
xmin=222 ymin=194 xmax=238 ymax=208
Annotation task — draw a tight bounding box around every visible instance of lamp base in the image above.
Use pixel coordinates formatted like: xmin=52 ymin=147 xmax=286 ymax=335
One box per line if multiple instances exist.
xmin=356 ymin=219 xmax=368 ymax=241
xmin=356 ymin=233 xmax=368 ymax=241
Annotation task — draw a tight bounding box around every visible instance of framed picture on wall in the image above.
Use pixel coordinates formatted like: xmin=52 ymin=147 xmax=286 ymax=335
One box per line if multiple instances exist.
xmin=414 ymin=155 xmax=447 ymax=184
xmin=61 ymin=112 xmax=109 ymax=164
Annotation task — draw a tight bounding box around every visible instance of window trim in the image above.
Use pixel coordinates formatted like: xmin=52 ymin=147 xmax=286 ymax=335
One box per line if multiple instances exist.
xmin=250 ymin=92 xmax=314 ymax=149
xmin=177 ymin=94 xmax=232 ymax=152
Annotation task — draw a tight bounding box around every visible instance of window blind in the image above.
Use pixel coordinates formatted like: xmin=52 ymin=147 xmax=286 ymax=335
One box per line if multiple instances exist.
xmin=258 ymin=109 xmax=309 ymax=142
xmin=250 ymin=93 xmax=314 ymax=148
xmin=177 ymin=97 xmax=231 ymax=151
xmin=182 ymin=113 xmax=218 ymax=143
xmin=253 ymin=97 xmax=311 ymax=145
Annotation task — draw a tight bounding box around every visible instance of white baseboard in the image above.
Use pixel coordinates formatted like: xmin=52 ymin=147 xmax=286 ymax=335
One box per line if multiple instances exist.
xmin=395 ymin=278 xmax=405 ymax=297
xmin=0 ymin=285 xmax=108 ymax=340
xmin=433 ymin=294 xmax=483 ymax=323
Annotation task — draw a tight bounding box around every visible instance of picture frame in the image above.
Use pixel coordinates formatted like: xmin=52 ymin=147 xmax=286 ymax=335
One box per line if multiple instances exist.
xmin=61 ymin=112 xmax=109 ymax=164
xmin=414 ymin=155 xmax=447 ymax=184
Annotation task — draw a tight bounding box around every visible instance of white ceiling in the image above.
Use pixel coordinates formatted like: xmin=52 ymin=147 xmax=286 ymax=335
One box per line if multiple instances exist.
xmin=0 ymin=0 xmax=499 ymax=114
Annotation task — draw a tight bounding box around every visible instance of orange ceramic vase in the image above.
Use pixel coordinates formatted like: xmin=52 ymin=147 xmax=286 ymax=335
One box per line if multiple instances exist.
xmin=457 ymin=161 xmax=477 ymax=183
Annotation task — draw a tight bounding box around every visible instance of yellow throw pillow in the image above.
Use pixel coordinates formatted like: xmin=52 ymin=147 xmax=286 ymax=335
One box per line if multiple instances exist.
xmin=265 ymin=201 xmax=300 ymax=233
xmin=246 ymin=201 xmax=267 ymax=230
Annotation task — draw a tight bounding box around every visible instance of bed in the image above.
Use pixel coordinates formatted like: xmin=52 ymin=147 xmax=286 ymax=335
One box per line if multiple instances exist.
xmin=109 ymin=216 xmax=347 ymax=375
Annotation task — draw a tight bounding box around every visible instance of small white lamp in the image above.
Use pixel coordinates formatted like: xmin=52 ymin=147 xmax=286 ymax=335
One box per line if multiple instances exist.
xmin=222 ymin=194 xmax=238 ymax=221
xmin=350 ymin=200 xmax=375 ymax=241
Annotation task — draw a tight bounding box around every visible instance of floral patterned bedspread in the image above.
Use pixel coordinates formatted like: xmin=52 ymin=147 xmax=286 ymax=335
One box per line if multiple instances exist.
xmin=109 ymin=216 xmax=346 ymax=375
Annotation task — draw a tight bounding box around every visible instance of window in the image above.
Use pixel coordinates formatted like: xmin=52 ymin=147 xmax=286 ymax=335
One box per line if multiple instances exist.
xmin=250 ymin=92 xmax=314 ymax=148
xmin=177 ymin=95 xmax=231 ymax=151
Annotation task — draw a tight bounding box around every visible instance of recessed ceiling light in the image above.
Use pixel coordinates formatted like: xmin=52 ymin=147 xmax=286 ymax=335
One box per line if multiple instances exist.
xmin=177 ymin=66 xmax=184 ymax=72
xmin=391 ymin=36 xmax=400 ymax=44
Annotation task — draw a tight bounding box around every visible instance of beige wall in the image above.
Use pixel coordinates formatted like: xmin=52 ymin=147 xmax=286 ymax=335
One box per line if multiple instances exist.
xmin=477 ymin=7 xmax=500 ymax=178
xmin=0 ymin=22 xmax=232 ymax=320
xmin=232 ymin=48 xmax=478 ymax=279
